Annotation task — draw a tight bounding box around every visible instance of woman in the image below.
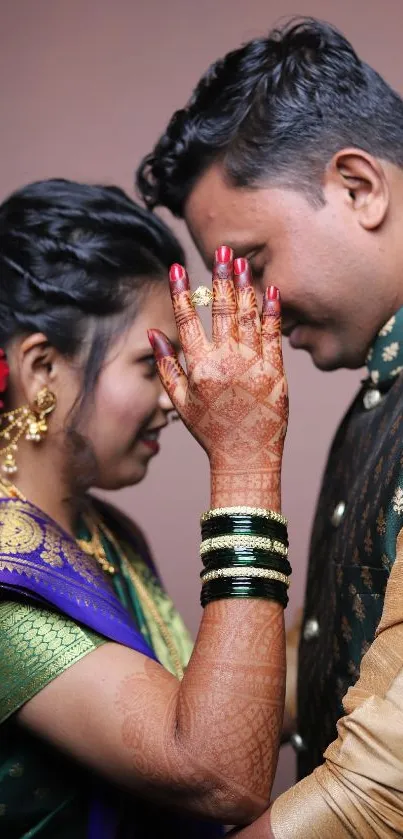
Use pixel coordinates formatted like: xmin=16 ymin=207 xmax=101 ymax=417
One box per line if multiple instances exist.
xmin=0 ymin=179 xmax=289 ymax=838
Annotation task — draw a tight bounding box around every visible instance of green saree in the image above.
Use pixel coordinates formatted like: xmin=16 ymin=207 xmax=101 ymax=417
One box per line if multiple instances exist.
xmin=0 ymin=497 xmax=194 ymax=838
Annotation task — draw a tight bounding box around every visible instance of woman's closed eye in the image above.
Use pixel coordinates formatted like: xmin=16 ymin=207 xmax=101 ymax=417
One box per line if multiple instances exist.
xmin=139 ymin=354 xmax=158 ymax=378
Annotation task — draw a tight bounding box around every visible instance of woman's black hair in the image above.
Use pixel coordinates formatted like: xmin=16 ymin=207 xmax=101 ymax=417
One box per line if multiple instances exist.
xmin=0 ymin=178 xmax=184 ymax=405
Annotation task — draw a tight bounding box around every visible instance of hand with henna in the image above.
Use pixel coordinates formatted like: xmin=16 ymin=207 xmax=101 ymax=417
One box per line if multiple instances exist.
xmin=148 ymin=245 xmax=288 ymax=511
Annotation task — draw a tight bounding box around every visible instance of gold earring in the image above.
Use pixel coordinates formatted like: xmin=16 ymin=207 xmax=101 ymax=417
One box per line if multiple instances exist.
xmin=0 ymin=387 xmax=56 ymax=474
xmin=25 ymin=387 xmax=57 ymax=443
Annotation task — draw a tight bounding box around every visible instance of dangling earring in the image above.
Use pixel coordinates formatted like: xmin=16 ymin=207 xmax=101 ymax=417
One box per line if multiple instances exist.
xmin=26 ymin=387 xmax=57 ymax=442
xmin=0 ymin=405 xmax=30 ymax=474
xmin=0 ymin=386 xmax=56 ymax=475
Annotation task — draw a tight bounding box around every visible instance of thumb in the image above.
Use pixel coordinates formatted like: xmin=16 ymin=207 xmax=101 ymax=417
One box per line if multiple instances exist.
xmin=148 ymin=329 xmax=188 ymax=412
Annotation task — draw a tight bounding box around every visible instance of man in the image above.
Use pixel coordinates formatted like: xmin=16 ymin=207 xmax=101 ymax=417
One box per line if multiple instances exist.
xmin=137 ymin=18 xmax=403 ymax=834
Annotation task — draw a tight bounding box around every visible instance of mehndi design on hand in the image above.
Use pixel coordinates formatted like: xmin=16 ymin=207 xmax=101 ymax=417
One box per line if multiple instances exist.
xmin=148 ymin=247 xmax=288 ymax=510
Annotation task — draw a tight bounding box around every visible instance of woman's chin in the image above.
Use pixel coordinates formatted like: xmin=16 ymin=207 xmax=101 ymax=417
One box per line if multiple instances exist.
xmin=93 ymin=461 xmax=150 ymax=492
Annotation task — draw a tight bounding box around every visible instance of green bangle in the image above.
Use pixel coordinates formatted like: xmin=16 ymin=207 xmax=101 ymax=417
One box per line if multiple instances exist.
xmin=201 ymin=514 xmax=288 ymax=543
xmin=201 ymin=585 xmax=289 ymax=609
xmin=201 ymin=549 xmax=292 ymax=576
xmin=200 ymin=577 xmax=289 ymax=608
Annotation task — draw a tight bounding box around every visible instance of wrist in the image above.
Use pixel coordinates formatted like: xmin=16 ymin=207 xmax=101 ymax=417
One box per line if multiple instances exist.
xmin=210 ymin=468 xmax=282 ymax=512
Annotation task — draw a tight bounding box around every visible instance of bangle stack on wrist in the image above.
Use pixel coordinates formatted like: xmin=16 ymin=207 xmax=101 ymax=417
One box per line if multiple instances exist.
xmin=199 ymin=506 xmax=290 ymax=608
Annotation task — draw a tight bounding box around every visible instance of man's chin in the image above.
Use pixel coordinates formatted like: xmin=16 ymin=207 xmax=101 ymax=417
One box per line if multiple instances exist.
xmin=288 ymin=326 xmax=367 ymax=372
xmin=287 ymin=338 xmax=339 ymax=371
xmin=308 ymin=346 xmax=366 ymax=373
xmin=311 ymin=353 xmax=344 ymax=372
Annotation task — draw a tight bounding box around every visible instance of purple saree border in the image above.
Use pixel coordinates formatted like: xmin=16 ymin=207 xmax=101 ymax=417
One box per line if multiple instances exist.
xmin=0 ymin=497 xmax=156 ymax=660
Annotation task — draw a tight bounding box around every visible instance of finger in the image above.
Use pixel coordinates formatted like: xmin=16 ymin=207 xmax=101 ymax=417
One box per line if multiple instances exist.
xmin=169 ymin=264 xmax=208 ymax=364
xmin=148 ymin=329 xmax=188 ymax=413
xmin=212 ymin=245 xmax=237 ymax=346
xmin=261 ymin=286 xmax=284 ymax=373
xmin=233 ymin=257 xmax=261 ymax=354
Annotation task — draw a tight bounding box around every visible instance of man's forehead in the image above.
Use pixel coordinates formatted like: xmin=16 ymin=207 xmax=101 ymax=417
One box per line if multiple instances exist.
xmin=185 ymin=164 xmax=259 ymax=264
xmin=185 ymin=164 xmax=236 ymax=225
xmin=186 ymin=168 xmax=315 ymax=265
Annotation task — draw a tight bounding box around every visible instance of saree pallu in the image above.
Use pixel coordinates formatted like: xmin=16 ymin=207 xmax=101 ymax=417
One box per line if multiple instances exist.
xmin=0 ymin=496 xmax=222 ymax=838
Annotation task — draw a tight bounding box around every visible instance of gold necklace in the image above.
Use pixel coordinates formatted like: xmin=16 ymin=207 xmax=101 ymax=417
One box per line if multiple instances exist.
xmin=0 ymin=478 xmax=116 ymax=576
xmin=0 ymin=477 xmax=184 ymax=680
xmin=0 ymin=476 xmax=26 ymax=501
xmin=77 ymin=514 xmax=116 ymax=575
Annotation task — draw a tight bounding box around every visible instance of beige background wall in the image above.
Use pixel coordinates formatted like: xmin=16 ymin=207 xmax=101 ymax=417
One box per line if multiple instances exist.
xmin=1 ymin=0 xmax=401 ymax=795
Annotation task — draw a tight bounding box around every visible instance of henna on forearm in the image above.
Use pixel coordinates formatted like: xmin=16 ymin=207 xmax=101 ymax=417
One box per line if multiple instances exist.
xmin=116 ymin=598 xmax=285 ymax=821
xmin=178 ymin=599 xmax=285 ymax=809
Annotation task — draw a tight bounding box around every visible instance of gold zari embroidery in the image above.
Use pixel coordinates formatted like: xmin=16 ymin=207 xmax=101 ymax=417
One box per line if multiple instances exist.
xmin=0 ymin=600 xmax=106 ymax=723
xmin=0 ymin=500 xmax=105 ymax=586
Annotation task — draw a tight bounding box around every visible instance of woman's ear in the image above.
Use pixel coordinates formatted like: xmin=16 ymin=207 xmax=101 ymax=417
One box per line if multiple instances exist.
xmin=10 ymin=334 xmax=59 ymax=407
xmin=325 ymin=147 xmax=389 ymax=230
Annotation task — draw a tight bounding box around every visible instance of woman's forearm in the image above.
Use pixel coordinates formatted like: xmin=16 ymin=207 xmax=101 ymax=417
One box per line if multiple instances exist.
xmin=173 ymin=596 xmax=285 ymax=822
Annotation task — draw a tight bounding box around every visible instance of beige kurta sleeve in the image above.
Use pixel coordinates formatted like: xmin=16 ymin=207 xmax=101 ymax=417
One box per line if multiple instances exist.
xmin=270 ymin=527 xmax=403 ymax=838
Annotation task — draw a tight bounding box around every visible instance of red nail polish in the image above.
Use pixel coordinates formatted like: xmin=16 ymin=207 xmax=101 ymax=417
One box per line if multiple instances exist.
xmin=233 ymin=257 xmax=252 ymax=289
xmin=170 ymin=263 xmax=186 ymax=282
xmin=169 ymin=263 xmax=189 ymax=293
xmin=215 ymin=245 xmax=233 ymax=264
xmin=263 ymin=286 xmax=281 ymax=315
xmin=233 ymin=257 xmax=248 ymax=275
xmin=148 ymin=329 xmax=172 ymax=361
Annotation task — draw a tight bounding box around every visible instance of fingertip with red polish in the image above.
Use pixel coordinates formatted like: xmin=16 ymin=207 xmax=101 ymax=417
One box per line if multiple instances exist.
xmin=213 ymin=245 xmax=233 ymax=280
xmin=169 ymin=263 xmax=189 ymax=293
xmin=263 ymin=285 xmax=281 ymax=315
xmin=215 ymin=245 xmax=233 ymax=264
xmin=148 ymin=329 xmax=174 ymax=361
xmin=233 ymin=257 xmax=252 ymax=289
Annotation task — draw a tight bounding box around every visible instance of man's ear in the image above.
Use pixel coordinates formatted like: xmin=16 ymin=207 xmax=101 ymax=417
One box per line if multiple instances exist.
xmin=325 ymin=147 xmax=389 ymax=230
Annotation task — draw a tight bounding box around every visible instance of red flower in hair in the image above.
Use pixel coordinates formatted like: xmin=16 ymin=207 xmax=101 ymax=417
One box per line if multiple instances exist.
xmin=0 ymin=350 xmax=9 ymax=408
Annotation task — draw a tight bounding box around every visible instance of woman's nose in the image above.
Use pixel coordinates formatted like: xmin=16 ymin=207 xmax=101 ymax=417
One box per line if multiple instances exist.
xmin=158 ymin=387 xmax=174 ymax=412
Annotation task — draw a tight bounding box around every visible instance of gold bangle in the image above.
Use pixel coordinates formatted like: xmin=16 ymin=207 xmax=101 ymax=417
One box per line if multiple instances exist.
xmin=200 ymin=506 xmax=287 ymax=526
xmin=200 ymin=534 xmax=288 ymax=557
xmin=201 ymin=566 xmax=290 ymax=586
